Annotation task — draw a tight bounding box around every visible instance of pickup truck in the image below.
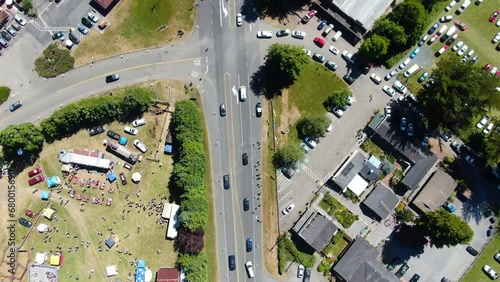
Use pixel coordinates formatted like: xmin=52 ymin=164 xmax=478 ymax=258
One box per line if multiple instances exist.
xmin=107 ymin=130 xmax=121 ymax=140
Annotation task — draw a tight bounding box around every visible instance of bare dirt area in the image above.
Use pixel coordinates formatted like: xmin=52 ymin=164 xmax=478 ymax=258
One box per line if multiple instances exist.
xmin=275 ymin=90 xmax=300 ymax=145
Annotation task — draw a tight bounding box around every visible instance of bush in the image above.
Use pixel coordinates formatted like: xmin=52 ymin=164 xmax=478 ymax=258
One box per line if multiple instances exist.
xmin=319 ymin=193 xmax=358 ymax=228
xmin=177 ymin=253 xmax=207 ymax=281
xmin=317 ymin=258 xmax=333 ymax=277
xmin=0 ymin=86 xmax=11 ymax=105
xmin=343 ymin=189 xmax=359 ymax=203
xmin=444 ymin=156 xmax=453 ymax=164
xmin=390 ymin=169 xmax=404 ymax=188
xmin=34 ymin=44 xmax=75 ymax=78
xmin=277 ymin=234 xmax=316 ymax=274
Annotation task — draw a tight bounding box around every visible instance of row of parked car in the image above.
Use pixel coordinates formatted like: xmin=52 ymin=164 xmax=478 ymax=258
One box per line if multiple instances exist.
xmin=51 ymin=12 xmax=99 ymax=50
xmin=0 ymin=14 xmax=27 ymax=52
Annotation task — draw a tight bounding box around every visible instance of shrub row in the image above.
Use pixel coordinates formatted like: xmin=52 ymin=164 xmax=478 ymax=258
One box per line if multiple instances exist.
xmin=277 ymin=234 xmax=316 ymax=274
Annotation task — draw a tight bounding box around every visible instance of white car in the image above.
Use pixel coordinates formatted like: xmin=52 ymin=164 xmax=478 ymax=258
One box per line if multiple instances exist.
xmin=452 ymin=41 xmax=463 ymax=52
xmin=385 ymin=106 xmax=392 ymax=119
xmin=370 ymin=73 xmax=382 ymax=84
xmin=383 ymin=85 xmax=395 ymax=97
xmin=493 ymin=32 xmax=500 ymax=44
xmin=483 ymin=123 xmax=494 ymax=134
xmin=132 ymin=118 xmax=146 ymax=127
xmin=457 ymin=44 xmax=468 ymax=56
xmin=87 ymin=12 xmax=99 ymax=23
xmin=399 ymin=58 xmax=411 ymax=70
xmin=291 ymin=30 xmax=306 ymax=39
xmin=323 ymin=24 xmax=334 ymax=35
xmin=302 ymin=49 xmax=312 ymax=56
xmin=497 ymin=19 xmax=500 ymax=27
xmin=328 ymin=46 xmax=339 ymax=55
xmin=440 ymin=15 xmax=453 ymax=22
xmin=483 ymin=265 xmax=499 ymax=280
xmin=124 ymin=126 xmax=138 ymax=135
xmin=133 ymin=139 xmax=148 ymax=153
xmin=385 ymin=69 xmax=398 ymax=80
xmin=236 ymin=13 xmax=242 ymax=26
xmin=326 ymin=124 xmax=333 ymax=133
xmin=332 ymin=107 xmax=344 ymax=118
xmin=14 ymin=14 xmax=26 ymax=26
xmin=476 ymin=116 xmax=489 ymax=128
xmin=347 ymin=96 xmax=355 ymax=106
xmin=304 ymin=137 xmax=317 ymax=149
xmin=297 ymin=264 xmax=305 ymax=278
xmin=393 ymin=80 xmax=407 ymax=94
xmin=490 ymin=67 xmax=498 ymax=76
xmin=257 ymin=31 xmax=272 ymax=38
xmin=282 ymin=203 xmax=295 ymax=215
xmin=342 ymin=50 xmax=353 ymax=60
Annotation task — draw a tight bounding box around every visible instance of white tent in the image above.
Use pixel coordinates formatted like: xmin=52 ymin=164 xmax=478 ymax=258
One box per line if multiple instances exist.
xmin=132 ymin=172 xmax=142 ymax=183
xmin=346 ymin=174 xmax=369 ymax=196
xmin=34 ymin=253 xmax=47 ymax=264
xmin=106 ymin=265 xmax=118 ymax=277
xmin=37 ymin=223 xmax=49 ymax=233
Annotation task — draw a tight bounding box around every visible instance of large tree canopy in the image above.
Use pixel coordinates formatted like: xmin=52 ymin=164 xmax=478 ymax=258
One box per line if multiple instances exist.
xmin=373 ymin=18 xmax=407 ymax=46
xmin=273 ymin=142 xmax=305 ymax=168
xmin=0 ymin=123 xmax=44 ymax=159
xmin=418 ymin=57 xmax=500 ymax=130
xmin=387 ymin=1 xmax=428 ymax=46
xmin=265 ymin=43 xmax=309 ymax=87
xmin=324 ymin=88 xmax=351 ymax=111
xmin=296 ymin=115 xmax=331 ymax=139
xmin=416 ymin=209 xmax=474 ymax=248
xmin=359 ymin=34 xmax=390 ymax=61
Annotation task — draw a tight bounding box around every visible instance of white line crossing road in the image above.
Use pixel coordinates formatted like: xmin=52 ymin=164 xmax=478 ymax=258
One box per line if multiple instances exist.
xmin=29 ymin=20 xmax=72 ymax=32
xmin=301 ymin=164 xmax=323 ymax=185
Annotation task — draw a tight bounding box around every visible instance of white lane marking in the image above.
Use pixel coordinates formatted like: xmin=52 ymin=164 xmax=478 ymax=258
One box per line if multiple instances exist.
xmin=278 ymin=191 xmax=293 ymax=203
xmin=218 ymin=0 xmax=223 ymax=27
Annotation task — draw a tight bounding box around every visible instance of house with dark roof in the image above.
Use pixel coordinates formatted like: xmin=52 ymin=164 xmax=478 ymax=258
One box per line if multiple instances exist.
xmin=0 ymin=10 xmax=9 ymax=26
xmin=410 ymin=169 xmax=457 ymax=214
xmin=362 ymin=183 xmax=399 ymax=221
xmin=292 ymin=209 xmax=339 ymax=253
xmin=332 ymin=238 xmax=400 ymax=282
xmin=332 ymin=150 xmax=381 ymax=197
xmin=367 ymin=120 xmax=438 ymax=190
xmin=156 ymin=268 xmax=179 ymax=282
xmin=91 ymin=0 xmax=119 ymax=16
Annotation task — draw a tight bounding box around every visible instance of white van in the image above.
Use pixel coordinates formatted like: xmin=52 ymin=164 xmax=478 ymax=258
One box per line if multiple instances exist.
xmin=245 ymin=261 xmax=255 ymax=278
xmin=404 ymin=64 xmax=419 ymax=77
xmin=332 ymin=31 xmax=342 ymax=42
xmin=239 ymin=86 xmax=247 ymax=102
xmin=436 ymin=25 xmax=448 ymax=36
xmin=399 ymin=58 xmax=411 ymax=69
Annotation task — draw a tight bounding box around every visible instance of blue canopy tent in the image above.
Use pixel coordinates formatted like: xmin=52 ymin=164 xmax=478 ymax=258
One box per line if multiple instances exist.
xmin=47 ymin=176 xmax=61 ymax=188
xmin=41 ymin=191 xmax=50 ymax=200
xmin=107 ymin=171 xmax=117 ymax=183
xmin=105 ymin=237 xmax=115 ymax=249
xmin=137 ymin=260 xmax=145 ymax=268
xmin=164 ymin=144 xmax=172 ymax=155
xmin=119 ymin=136 xmax=128 ymax=145
xmin=135 ymin=260 xmax=146 ymax=282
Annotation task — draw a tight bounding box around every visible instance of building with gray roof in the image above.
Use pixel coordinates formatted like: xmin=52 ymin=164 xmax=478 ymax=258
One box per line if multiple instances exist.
xmin=411 ymin=169 xmax=457 ymax=214
xmin=293 ymin=209 xmax=339 ymax=253
xmin=363 ymin=183 xmax=399 ymax=221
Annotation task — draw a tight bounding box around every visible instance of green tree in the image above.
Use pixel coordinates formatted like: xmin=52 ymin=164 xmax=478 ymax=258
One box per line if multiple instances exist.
xmin=416 ymin=209 xmax=474 ymax=248
xmin=34 ymin=44 xmax=75 ymax=78
xmin=296 ymin=115 xmax=331 ymax=139
xmin=387 ymin=1 xmax=428 ymax=46
xmin=418 ymin=57 xmax=500 ymax=130
xmin=273 ymin=142 xmax=305 ymax=168
xmin=264 ymin=43 xmax=309 ymax=88
xmin=359 ymin=35 xmax=390 ymax=61
xmin=0 ymin=123 xmax=44 ymax=158
xmin=0 ymin=86 xmax=11 ymax=105
xmin=22 ymin=0 xmax=33 ymax=10
xmin=395 ymin=208 xmax=415 ymax=223
xmin=484 ymin=133 xmax=500 ymax=168
xmin=324 ymin=88 xmax=351 ymax=111
xmin=373 ymin=18 xmax=407 ymax=46
xmin=177 ymin=253 xmax=208 ymax=281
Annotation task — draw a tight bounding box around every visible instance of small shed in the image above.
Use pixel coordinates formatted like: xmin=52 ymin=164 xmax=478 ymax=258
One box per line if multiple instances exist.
xmin=35 ymin=253 xmax=47 ymax=264
xmin=105 ymin=237 xmax=115 ymax=249
xmin=41 ymin=191 xmax=50 ymax=200
xmin=42 ymin=208 xmax=56 ymax=220
xmin=47 ymin=176 xmax=61 ymax=188
xmin=132 ymin=172 xmax=142 ymax=183
xmin=106 ymin=265 xmax=118 ymax=277
xmin=107 ymin=171 xmax=117 ymax=183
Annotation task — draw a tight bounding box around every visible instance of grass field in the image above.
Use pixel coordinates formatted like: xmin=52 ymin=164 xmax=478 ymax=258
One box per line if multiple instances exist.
xmin=0 ymin=81 xmax=214 ymax=281
xmin=462 ymin=235 xmax=500 ymax=282
xmin=73 ymin=0 xmax=196 ymax=65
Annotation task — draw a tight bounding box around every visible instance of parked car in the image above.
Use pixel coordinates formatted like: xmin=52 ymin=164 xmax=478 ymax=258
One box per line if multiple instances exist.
xmin=297 ymin=264 xmax=305 ymax=278
xmin=291 ymin=30 xmax=306 ymax=39
xmin=119 ymin=172 xmax=127 ymax=185
xmin=465 ymin=155 xmax=476 ymax=166
xmin=409 ymin=274 xmax=421 ymax=282
xmin=400 ymin=117 xmax=407 ymax=131
xmin=132 ymin=118 xmax=147 ymax=127
xmin=9 ymin=101 xmax=22 ymax=112
xmin=256 ymin=31 xmax=272 ymax=38
xmin=304 ymin=137 xmax=317 ymax=149
xmin=133 ymin=139 xmax=148 ymax=153
xmin=77 ymin=24 xmax=89 ymax=35
xmin=483 ymin=265 xmax=499 ymax=279
xmin=302 ymin=48 xmax=312 ymax=56
xmin=395 ymin=263 xmax=409 ymax=278
xmin=490 ymin=10 xmax=500 ymax=22
xmin=276 ymin=29 xmax=290 ymax=37
xmin=52 ymin=31 xmax=64 ymax=40
xmin=443 ymin=201 xmax=456 ymax=212
xmin=393 ymin=80 xmax=407 ymax=94
xmin=427 ymin=23 xmax=440 ymax=34
xmin=329 ymin=45 xmax=339 ymax=55
xmin=107 ymin=130 xmax=120 ymax=140
xmin=282 ymin=167 xmax=294 ymax=179
xmin=446 ymin=33 xmax=459 ymax=45
xmin=410 ymin=48 xmax=420 ymax=59
xmin=1 ymin=31 xmax=12 ymax=41
xmin=312 ymin=52 xmax=326 ymax=63
xmin=81 ymin=17 xmax=93 ymax=29
xmin=124 ymin=126 xmax=138 ymax=135
xmin=325 ymin=61 xmax=337 ymax=71
xmin=342 ymin=50 xmax=354 ymax=63
xmin=421 ymin=134 xmax=430 ymax=146
xmin=466 ymin=246 xmax=479 ymax=256
xmin=89 ymin=125 xmax=105 ymax=136
xmin=332 ymin=107 xmax=344 ymax=118
xmin=452 ymin=41 xmax=464 ymax=52
xmin=6 ymin=26 xmax=17 ymax=37
xmin=387 ymin=257 xmax=403 ymax=271
xmin=370 ymin=73 xmax=382 ymax=84
xmin=457 ymin=45 xmax=468 ymax=56
xmin=68 ymin=32 xmax=80 ymax=44
xmin=418 ymin=72 xmax=429 ymax=83
xmin=494 ymin=253 xmax=500 ymax=263
xmin=487 ymin=229 xmax=493 ymax=237
xmin=407 ymin=123 xmax=414 ymax=137
xmin=440 ymin=15 xmax=453 ymax=22
xmin=87 ymin=12 xmax=99 ymax=23
xmin=385 ymin=69 xmax=398 ymax=80
xmin=243 ymin=198 xmax=249 ymax=211
xmin=282 ymin=203 xmax=295 ymax=215
xmin=477 ymin=116 xmax=489 ymax=128
xmin=323 ymin=24 xmax=334 ymax=36
xmin=469 ymin=56 xmax=479 ymax=64
xmin=302 ymin=9 xmax=317 ymax=23
xmin=343 ymin=74 xmax=354 ymax=85
xmin=304 ymin=268 xmax=311 ymax=281
xmin=317 ymin=20 xmax=327 ymax=30
xmin=484 ymin=123 xmax=494 ymax=135
xmin=313 ymin=37 xmax=325 ymax=47
xmin=28 ymin=175 xmax=44 ymax=186
xmin=14 ymin=14 xmax=27 ymax=26
xmin=418 ymin=35 xmax=429 ymax=46
xmin=18 ymin=218 xmax=32 ymax=228
xmin=255 ymin=102 xmax=262 ymax=117
xmin=451 ymin=141 xmax=461 ymax=153
xmin=493 ymin=32 xmax=500 ymax=44
xmin=25 ymin=210 xmax=36 ymax=218
xmin=28 ymin=168 xmax=41 ymax=177
xmin=123 ymin=163 xmax=133 ymax=170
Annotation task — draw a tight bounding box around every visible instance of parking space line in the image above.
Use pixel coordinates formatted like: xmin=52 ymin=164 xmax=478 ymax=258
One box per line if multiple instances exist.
xmin=278 ymin=190 xmax=293 ymax=203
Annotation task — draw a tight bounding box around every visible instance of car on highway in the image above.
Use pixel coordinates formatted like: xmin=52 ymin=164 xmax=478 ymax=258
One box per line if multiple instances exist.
xmin=328 ymin=45 xmax=339 ymax=55
xmin=483 ymin=265 xmax=499 ymax=279
xmin=52 ymin=31 xmax=64 ymax=40
xmin=81 ymin=17 xmax=93 ymax=29
xmin=87 ymin=12 xmax=99 ymax=23
xmin=25 ymin=210 xmax=36 ymax=218
xmin=220 ymin=103 xmax=226 ymax=117
xmin=276 ymin=29 xmax=290 ymax=37
xmin=255 ymin=102 xmax=262 ymax=117
xmin=421 ymin=134 xmax=430 ymax=146
xmin=457 ymin=44 xmax=468 ymax=56
xmin=427 ymin=23 xmax=439 ymax=34
xmin=418 ymin=35 xmax=428 ymax=46
xmin=343 ymin=74 xmax=354 ymax=85
xmin=312 ymin=52 xmax=326 ymax=63
xmin=28 ymin=168 xmax=42 ymax=177
xmin=132 ymin=118 xmax=147 ymax=127
xmin=291 ymin=30 xmax=306 ymax=39
xmin=18 ymin=218 xmax=32 ymax=228
xmin=297 ymin=264 xmax=305 ymax=278
xmin=407 ymin=123 xmax=414 ymax=137
xmin=256 ymin=31 xmax=272 ymax=38
xmin=393 ymin=80 xmax=407 ymax=94
xmin=395 ymin=263 xmax=409 ymax=278
xmin=15 ymin=14 xmax=26 ymax=26
xmin=418 ymin=72 xmax=429 ymax=83
xmin=9 ymin=101 xmax=22 ymax=112
xmin=325 ymin=61 xmax=337 ymax=71
xmin=236 ymin=13 xmax=242 ymax=26
xmin=385 ymin=106 xmax=392 ymax=119
xmin=317 ymin=20 xmax=327 ymax=30
xmin=400 ymin=117 xmax=407 ymax=131
xmin=242 ymin=153 xmax=248 ymax=165
xmin=246 ymin=238 xmax=253 ymax=252
xmin=410 ymin=48 xmax=420 ymax=59
xmin=228 ymin=255 xmax=235 ymax=271
xmin=313 ymin=37 xmax=325 ymax=47
xmin=484 ymin=123 xmax=494 ymax=135
xmin=77 ymin=24 xmax=89 ymax=35
xmin=490 ymin=10 xmax=500 ymax=22
xmin=455 ymin=20 xmax=467 ymax=30
xmin=302 ymin=9 xmax=317 ymax=23
xmin=133 ymin=139 xmax=148 ymax=153
xmin=477 ymin=116 xmax=489 ymax=128
xmin=89 ymin=125 xmax=105 ymax=136
xmin=282 ymin=203 xmax=295 ymax=215
xmin=124 ymin=126 xmax=138 ymax=135
xmin=446 ymin=33 xmax=459 ymax=45
xmin=245 ymin=261 xmax=255 ymax=278
xmin=28 ymin=175 xmax=44 ymax=186
xmin=243 ymin=198 xmax=249 ymax=211
xmin=105 ymin=74 xmax=120 ymax=83
xmin=223 ymin=175 xmax=230 ymax=189
xmin=332 ymin=107 xmax=344 ymax=118
xmin=370 ymin=73 xmax=382 ymax=84
xmin=493 ymin=32 xmax=500 ymax=43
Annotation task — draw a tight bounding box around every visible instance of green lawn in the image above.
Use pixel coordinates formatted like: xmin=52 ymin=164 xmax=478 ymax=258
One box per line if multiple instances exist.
xmin=462 ymin=235 xmax=500 ymax=282
xmin=323 ymin=231 xmax=348 ymax=260
xmin=319 ymin=193 xmax=358 ymax=228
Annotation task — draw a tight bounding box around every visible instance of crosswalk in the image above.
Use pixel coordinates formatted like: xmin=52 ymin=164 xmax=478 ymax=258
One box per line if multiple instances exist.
xmin=29 ymin=20 xmax=72 ymax=32
xmin=276 ymin=171 xmax=292 ymax=192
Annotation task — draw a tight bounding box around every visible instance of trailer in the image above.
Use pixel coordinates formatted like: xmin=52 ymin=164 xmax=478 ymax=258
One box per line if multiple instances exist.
xmin=105 ymin=139 xmax=139 ymax=164
xmin=166 ymin=204 xmax=180 ymax=239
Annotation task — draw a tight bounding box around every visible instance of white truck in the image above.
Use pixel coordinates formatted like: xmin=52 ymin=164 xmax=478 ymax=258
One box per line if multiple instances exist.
xmin=457 ymin=0 xmax=471 ymax=14
xmin=441 ymin=26 xmax=456 ymax=42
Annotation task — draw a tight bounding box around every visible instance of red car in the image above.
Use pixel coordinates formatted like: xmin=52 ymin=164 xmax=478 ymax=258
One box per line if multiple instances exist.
xmin=25 ymin=210 xmax=36 ymax=218
xmin=454 ymin=20 xmax=467 ymax=31
xmin=484 ymin=63 xmax=493 ymax=71
xmin=490 ymin=10 xmax=499 ymax=22
xmin=28 ymin=175 xmax=44 ymax=186
xmin=313 ymin=37 xmax=325 ymax=47
xmin=28 ymin=168 xmax=41 ymax=177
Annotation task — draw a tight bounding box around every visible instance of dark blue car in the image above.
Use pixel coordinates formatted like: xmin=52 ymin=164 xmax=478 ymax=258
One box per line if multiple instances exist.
xmin=317 ymin=20 xmax=327 ymax=30
xmin=246 ymin=238 xmax=253 ymax=252
xmin=243 ymin=198 xmax=249 ymax=211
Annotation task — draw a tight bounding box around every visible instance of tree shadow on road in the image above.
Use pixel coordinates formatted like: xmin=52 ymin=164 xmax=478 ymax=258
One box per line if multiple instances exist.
xmin=249 ymin=65 xmax=296 ymax=100
xmin=241 ymin=0 xmax=310 ymax=23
